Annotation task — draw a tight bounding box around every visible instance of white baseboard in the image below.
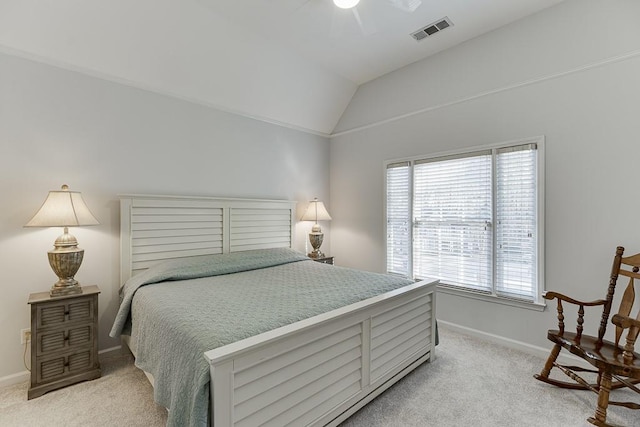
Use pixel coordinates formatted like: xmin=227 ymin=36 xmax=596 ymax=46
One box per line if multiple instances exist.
xmin=0 ymin=345 xmax=124 ymax=389
xmin=438 ymin=320 xmax=589 ymax=368
xmin=98 ymin=345 xmax=123 ymax=359
xmin=0 ymin=370 xmax=29 ymax=388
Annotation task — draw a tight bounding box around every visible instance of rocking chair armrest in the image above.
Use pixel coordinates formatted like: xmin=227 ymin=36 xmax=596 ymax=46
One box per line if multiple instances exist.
xmin=611 ymin=314 xmax=640 ymax=330
xmin=542 ymin=291 xmax=607 ymax=307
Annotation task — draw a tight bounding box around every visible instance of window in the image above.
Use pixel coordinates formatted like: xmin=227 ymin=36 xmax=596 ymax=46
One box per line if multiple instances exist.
xmin=386 ymin=138 xmax=543 ymax=304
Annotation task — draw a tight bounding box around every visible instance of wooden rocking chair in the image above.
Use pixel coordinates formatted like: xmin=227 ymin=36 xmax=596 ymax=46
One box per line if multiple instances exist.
xmin=534 ymin=246 xmax=640 ymax=426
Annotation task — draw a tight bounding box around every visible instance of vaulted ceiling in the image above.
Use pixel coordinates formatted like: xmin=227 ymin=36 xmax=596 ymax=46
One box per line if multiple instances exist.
xmin=0 ymin=0 xmax=564 ymax=135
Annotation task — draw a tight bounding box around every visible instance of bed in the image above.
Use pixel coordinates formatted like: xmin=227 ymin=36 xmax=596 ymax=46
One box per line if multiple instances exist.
xmin=110 ymin=194 xmax=438 ymax=427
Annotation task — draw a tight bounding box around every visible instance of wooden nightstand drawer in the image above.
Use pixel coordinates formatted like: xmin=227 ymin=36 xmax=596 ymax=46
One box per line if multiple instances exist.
xmin=36 ymin=296 xmax=95 ymax=329
xmin=37 ymin=349 xmax=96 ymax=383
xmin=37 ymin=324 xmax=94 ymax=356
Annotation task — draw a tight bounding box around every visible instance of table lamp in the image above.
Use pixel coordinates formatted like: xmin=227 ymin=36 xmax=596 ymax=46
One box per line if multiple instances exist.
xmin=25 ymin=185 xmax=99 ymax=296
xmin=301 ymin=198 xmax=332 ymax=258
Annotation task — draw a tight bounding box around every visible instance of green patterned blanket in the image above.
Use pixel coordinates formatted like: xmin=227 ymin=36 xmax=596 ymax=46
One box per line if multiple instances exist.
xmin=110 ymin=248 xmax=413 ymax=427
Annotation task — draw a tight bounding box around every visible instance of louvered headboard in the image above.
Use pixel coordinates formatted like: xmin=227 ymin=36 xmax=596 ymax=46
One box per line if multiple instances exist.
xmin=119 ymin=194 xmax=296 ymax=284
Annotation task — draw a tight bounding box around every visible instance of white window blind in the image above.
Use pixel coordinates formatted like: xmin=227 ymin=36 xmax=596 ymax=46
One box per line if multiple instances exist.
xmin=495 ymin=144 xmax=537 ymax=298
xmin=386 ymin=162 xmax=411 ymax=276
xmin=385 ymin=140 xmax=541 ymax=303
xmin=413 ymin=152 xmax=493 ymax=291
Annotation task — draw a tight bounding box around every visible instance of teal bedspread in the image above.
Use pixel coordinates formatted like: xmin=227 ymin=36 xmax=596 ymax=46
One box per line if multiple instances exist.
xmin=109 ymin=248 xmax=413 ymax=427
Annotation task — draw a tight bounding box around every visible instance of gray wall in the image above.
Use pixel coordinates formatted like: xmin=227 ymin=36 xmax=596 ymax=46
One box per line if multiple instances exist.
xmin=330 ymin=0 xmax=640 ymax=350
xmin=0 ymin=53 xmax=330 ymax=381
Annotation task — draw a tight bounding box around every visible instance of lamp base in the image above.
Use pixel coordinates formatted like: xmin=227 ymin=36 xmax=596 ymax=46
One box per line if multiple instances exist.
xmin=307 ymin=232 xmax=325 ymax=259
xmin=307 ymin=250 xmax=326 ymax=259
xmin=50 ymin=282 xmax=82 ymax=297
xmin=48 ymin=248 xmax=84 ymax=297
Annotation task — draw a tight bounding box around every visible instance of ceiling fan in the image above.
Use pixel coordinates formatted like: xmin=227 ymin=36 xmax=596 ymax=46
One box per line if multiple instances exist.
xmin=325 ymin=0 xmax=423 ymax=37
xmin=334 ymin=0 xmax=421 ymax=13
xmin=333 ymin=0 xmax=361 ymax=8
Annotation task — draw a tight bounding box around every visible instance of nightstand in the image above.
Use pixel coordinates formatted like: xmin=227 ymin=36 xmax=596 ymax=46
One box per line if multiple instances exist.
xmin=311 ymin=256 xmax=334 ymax=265
xmin=27 ymin=285 xmax=101 ymax=399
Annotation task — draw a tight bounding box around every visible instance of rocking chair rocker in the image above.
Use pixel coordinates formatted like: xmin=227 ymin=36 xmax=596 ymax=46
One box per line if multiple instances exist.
xmin=534 ymin=246 xmax=640 ymax=426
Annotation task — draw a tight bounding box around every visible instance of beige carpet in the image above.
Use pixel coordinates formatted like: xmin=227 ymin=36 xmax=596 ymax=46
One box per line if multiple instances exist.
xmin=0 ymin=327 xmax=637 ymax=427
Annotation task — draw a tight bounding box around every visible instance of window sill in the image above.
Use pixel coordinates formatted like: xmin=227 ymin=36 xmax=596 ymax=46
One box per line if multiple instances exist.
xmin=437 ymin=284 xmax=546 ymax=312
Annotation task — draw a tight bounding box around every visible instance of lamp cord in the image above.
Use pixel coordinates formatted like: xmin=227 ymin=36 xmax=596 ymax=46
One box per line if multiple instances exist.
xmin=23 ymin=339 xmax=31 ymax=372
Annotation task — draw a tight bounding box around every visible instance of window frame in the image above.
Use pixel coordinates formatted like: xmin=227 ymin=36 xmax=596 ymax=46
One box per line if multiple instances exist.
xmin=384 ymin=136 xmax=545 ymax=310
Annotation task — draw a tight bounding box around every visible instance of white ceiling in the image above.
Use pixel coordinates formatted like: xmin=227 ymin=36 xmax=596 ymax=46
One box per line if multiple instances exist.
xmin=202 ymin=0 xmax=564 ymax=85
xmin=0 ymin=0 xmax=564 ymax=135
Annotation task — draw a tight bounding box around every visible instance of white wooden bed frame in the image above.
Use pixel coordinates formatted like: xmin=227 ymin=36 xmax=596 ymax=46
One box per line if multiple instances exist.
xmin=120 ymin=194 xmax=438 ymax=427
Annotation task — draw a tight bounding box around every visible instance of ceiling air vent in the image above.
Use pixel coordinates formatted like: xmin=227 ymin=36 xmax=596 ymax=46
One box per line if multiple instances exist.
xmin=411 ymin=17 xmax=453 ymax=41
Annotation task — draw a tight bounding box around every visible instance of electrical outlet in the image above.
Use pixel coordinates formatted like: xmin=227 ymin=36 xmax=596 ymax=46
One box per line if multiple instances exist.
xmin=21 ymin=328 xmax=31 ymax=344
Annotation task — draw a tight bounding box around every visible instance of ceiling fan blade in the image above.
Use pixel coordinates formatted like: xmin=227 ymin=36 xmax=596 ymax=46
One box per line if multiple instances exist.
xmin=351 ymin=7 xmax=378 ymax=35
xmin=327 ymin=3 xmax=375 ymax=37
xmin=351 ymin=8 xmax=366 ymax=34
xmin=387 ymin=0 xmax=422 ymax=13
xmin=293 ymin=0 xmax=316 ymax=13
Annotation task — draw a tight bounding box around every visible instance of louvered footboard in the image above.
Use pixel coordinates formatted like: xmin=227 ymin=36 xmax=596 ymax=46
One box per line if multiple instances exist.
xmin=205 ymin=279 xmax=437 ymax=427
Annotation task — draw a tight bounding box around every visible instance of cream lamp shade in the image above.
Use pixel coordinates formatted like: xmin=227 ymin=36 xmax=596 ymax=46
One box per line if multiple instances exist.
xmin=25 ymin=185 xmax=99 ymax=296
xmin=301 ymin=198 xmax=331 ymax=259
